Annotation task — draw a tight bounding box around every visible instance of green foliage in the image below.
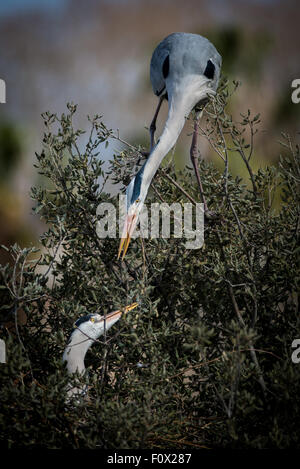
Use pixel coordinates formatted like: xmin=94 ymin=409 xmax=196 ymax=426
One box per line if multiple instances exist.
xmin=204 ymin=27 xmax=272 ymax=80
xmin=0 ymin=86 xmax=299 ymax=449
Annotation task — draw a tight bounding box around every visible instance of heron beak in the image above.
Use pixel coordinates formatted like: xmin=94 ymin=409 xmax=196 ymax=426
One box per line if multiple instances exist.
xmin=111 ymin=301 xmax=139 ymax=316
xmin=93 ymin=303 xmax=138 ymax=326
xmin=117 ymin=213 xmax=138 ymax=260
xmin=123 ymin=302 xmax=139 ymax=313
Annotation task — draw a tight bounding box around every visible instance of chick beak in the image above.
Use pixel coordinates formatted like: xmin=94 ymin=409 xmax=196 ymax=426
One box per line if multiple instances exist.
xmin=123 ymin=302 xmax=138 ymax=313
xmin=104 ymin=302 xmax=139 ymax=322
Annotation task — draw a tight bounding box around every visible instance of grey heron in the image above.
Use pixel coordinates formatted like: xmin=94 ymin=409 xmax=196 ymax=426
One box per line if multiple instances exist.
xmin=63 ymin=302 xmax=138 ymax=398
xmin=118 ymin=32 xmax=221 ymax=259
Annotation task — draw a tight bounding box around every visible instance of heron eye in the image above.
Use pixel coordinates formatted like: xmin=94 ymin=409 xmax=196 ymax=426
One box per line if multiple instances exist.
xmin=90 ymin=317 xmax=95 ymax=322
xmin=204 ymin=59 xmax=215 ymax=80
xmin=136 ymin=198 xmax=140 ymax=203
xmin=162 ymin=55 xmax=169 ymax=79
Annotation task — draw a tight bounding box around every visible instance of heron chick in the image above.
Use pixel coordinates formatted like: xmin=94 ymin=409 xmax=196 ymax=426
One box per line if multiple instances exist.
xmin=63 ymin=302 xmax=138 ymax=398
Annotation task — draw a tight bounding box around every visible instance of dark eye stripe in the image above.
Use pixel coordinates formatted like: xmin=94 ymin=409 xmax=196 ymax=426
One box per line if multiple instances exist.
xmin=162 ymin=55 xmax=169 ymax=79
xmin=74 ymin=314 xmax=93 ymax=328
xmin=67 ymin=315 xmax=92 ymax=343
xmin=204 ymin=59 xmax=215 ymax=80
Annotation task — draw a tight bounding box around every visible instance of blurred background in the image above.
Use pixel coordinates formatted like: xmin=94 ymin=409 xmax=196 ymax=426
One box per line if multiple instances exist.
xmin=0 ymin=0 xmax=299 ymax=264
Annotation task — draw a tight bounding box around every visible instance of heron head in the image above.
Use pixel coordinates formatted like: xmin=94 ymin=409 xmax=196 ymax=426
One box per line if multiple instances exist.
xmin=72 ymin=313 xmax=108 ymax=341
xmin=71 ymin=302 xmax=138 ymax=341
xmin=63 ymin=303 xmax=138 ymax=378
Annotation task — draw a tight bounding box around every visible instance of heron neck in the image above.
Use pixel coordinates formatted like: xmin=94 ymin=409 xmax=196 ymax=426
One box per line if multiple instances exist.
xmin=63 ymin=330 xmax=94 ymax=375
xmin=143 ymin=75 xmax=210 ymax=188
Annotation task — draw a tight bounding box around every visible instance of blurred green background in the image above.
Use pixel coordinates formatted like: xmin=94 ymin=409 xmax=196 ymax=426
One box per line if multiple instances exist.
xmin=0 ymin=0 xmax=299 ymax=265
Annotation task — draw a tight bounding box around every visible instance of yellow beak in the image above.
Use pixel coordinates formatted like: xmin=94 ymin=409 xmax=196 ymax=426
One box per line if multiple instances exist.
xmin=105 ymin=301 xmax=139 ymax=320
xmin=123 ymin=302 xmax=139 ymax=313
xmin=117 ymin=214 xmax=137 ymax=260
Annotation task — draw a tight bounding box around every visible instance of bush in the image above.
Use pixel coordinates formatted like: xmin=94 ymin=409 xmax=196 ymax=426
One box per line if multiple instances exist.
xmin=0 ymin=84 xmax=299 ymax=449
